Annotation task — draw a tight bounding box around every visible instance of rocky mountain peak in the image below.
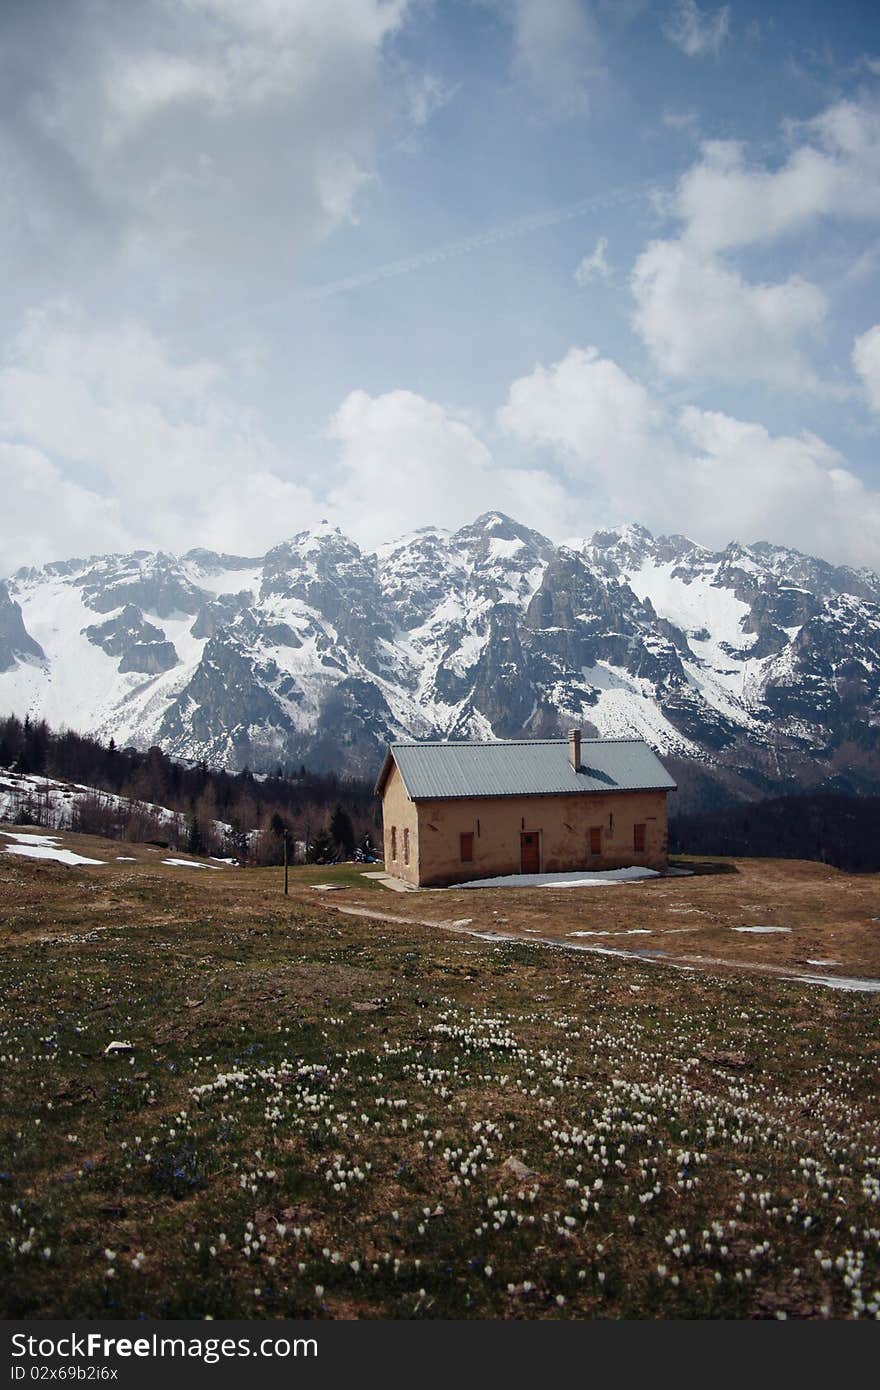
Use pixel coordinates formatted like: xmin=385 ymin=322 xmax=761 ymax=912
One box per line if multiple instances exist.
xmin=0 ymin=581 xmax=45 ymax=674
xmin=3 ymin=513 xmax=880 ymax=798
xmin=458 ymin=510 xmax=550 ymax=544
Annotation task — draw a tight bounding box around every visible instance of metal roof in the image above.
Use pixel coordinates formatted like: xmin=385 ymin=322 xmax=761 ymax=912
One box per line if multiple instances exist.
xmin=377 ymin=737 xmax=676 ymax=801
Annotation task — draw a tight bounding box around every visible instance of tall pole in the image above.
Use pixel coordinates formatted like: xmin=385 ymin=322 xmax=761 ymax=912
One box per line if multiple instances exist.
xmin=283 ymin=829 xmax=289 ymax=896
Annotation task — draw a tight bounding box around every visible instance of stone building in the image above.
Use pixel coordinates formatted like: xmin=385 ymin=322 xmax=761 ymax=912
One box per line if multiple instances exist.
xmin=375 ymin=730 xmax=676 ymax=887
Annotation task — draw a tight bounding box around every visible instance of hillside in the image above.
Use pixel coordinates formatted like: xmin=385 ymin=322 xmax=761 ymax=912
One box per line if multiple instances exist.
xmin=3 ymin=512 xmax=880 ymax=804
xmin=0 ymin=715 xmax=379 ymax=862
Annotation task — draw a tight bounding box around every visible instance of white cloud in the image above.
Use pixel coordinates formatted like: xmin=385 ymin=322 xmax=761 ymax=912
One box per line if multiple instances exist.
xmin=0 ymin=304 xmax=574 ymax=569
xmin=498 ymin=347 xmax=662 ymax=473
xmin=662 ymin=108 xmax=701 ymax=138
xmin=629 ymin=96 xmax=880 ymax=388
xmin=326 ymin=387 xmax=571 ymax=548
xmin=0 ymin=304 xmax=324 ymax=567
xmin=499 ymin=346 xmax=880 ymax=566
xmin=631 ymin=239 xmax=827 ymax=388
xmin=673 ymin=408 xmax=880 ymax=565
xmin=4 ymin=315 xmax=880 ymax=574
xmin=664 ymin=1 xmax=730 ymax=59
xmin=0 ymin=442 xmax=134 ymax=575
xmin=401 ymin=69 xmax=458 ymax=130
xmin=672 ymin=102 xmax=880 ymax=254
xmin=853 ymin=324 xmax=880 ymax=411
xmin=1 ymin=0 xmax=414 ymax=288
xmin=488 ymin=0 xmax=602 ymax=120
xmin=574 ymin=236 xmax=611 ymax=284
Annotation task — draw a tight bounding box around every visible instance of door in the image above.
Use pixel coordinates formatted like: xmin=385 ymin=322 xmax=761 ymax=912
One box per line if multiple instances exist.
xmin=520 ymin=831 xmax=540 ymax=874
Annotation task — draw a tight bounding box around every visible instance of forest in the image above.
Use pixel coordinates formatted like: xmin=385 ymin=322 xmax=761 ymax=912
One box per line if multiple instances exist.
xmin=669 ymin=792 xmax=880 ymax=873
xmin=0 ymin=714 xmax=380 ymax=865
xmin=5 ymin=713 xmax=880 ymax=873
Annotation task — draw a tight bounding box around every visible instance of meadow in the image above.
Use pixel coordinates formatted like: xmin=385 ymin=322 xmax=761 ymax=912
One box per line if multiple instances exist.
xmin=1 ymin=829 xmax=878 ymax=1319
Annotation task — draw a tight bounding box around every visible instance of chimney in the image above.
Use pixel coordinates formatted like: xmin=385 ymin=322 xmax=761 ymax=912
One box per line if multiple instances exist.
xmin=568 ymin=728 xmax=581 ymax=772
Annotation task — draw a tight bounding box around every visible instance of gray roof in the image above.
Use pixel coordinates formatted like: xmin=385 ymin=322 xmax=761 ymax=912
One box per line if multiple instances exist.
xmin=377 ymin=737 xmax=676 ymax=801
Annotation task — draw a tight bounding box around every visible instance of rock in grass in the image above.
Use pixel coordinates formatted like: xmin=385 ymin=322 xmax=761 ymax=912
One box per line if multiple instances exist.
xmin=104 ymin=1040 xmax=134 ymax=1056
xmin=503 ymin=1155 xmax=539 ymax=1182
xmin=699 ymin=1049 xmax=750 ymax=1069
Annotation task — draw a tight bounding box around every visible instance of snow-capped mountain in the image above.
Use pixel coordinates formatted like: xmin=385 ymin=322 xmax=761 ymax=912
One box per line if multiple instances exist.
xmin=3 ymin=512 xmax=880 ymax=801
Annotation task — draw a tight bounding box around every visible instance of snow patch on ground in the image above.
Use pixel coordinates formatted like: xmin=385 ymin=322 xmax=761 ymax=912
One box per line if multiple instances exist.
xmin=732 ymin=925 xmax=791 ymax=934
xmin=161 ymin=857 xmax=222 ymax=869
xmin=568 ymin=928 xmax=653 ymax=937
xmin=795 ymin=974 xmax=880 ymax=994
xmin=458 ymin=866 xmax=660 ymax=889
xmin=1 ymin=830 xmax=105 ymax=866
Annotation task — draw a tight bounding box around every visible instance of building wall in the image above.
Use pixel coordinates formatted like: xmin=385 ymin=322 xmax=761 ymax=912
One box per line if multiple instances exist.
xmin=380 ymin=760 xmax=421 ymax=886
xmin=410 ymin=788 xmax=669 ymax=886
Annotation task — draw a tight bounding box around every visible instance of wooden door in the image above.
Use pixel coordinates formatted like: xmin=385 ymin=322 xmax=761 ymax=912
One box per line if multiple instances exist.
xmin=520 ymin=831 xmax=540 ymax=874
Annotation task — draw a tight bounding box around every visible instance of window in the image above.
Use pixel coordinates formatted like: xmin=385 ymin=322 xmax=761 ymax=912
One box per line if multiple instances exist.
xmin=589 ymin=826 xmax=602 ymax=855
xmin=403 ymin=828 xmax=410 ymax=865
xmin=460 ymin=832 xmax=474 ymax=863
xmin=390 ymin=826 xmax=397 ymax=861
xmin=633 ymin=823 xmax=646 ymax=852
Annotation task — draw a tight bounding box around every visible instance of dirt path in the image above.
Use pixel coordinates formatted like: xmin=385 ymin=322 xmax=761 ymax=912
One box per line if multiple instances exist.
xmin=330 ymin=902 xmax=880 ymax=994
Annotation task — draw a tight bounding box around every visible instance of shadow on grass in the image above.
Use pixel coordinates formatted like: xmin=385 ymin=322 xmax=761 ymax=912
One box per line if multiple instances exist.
xmin=669 ymin=857 xmax=739 ymax=875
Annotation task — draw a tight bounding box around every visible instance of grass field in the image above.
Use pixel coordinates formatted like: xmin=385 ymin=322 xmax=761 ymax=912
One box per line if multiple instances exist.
xmin=1 ymin=825 xmax=879 ymax=1319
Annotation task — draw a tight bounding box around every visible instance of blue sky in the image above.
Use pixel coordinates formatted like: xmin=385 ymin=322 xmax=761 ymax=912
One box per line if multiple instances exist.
xmin=2 ymin=0 xmax=880 ymax=570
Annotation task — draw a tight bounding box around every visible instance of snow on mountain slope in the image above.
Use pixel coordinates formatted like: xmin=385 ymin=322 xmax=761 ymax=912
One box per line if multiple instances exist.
xmin=625 ymin=557 xmax=755 ymax=657
xmin=580 ymin=662 xmax=701 ymax=754
xmin=3 ymin=512 xmax=880 ymax=789
xmin=619 ymin=554 xmax=768 ymax=734
xmin=2 ymin=567 xmax=209 ymax=745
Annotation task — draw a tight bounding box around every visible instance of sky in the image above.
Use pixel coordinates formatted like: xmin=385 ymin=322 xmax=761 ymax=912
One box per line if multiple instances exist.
xmin=2 ymin=0 xmax=880 ymax=573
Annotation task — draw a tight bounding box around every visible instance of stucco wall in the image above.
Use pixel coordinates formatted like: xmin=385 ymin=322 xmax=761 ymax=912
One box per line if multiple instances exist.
xmin=411 ymin=789 xmax=669 ymax=886
xmin=380 ymin=761 xmax=420 ymax=886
